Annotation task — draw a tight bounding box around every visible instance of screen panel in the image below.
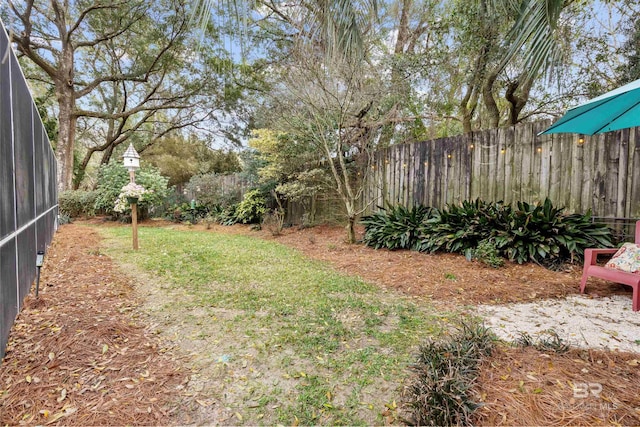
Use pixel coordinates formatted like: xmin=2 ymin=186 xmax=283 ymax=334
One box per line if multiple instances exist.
xmin=16 ymin=224 xmax=36 ymax=305
xmin=0 ymin=28 xmax=15 ymax=240
xmin=11 ymin=56 xmax=35 ymax=229
xmin=34 ymin=105 xmax=46 ymax=215
xmin=0 ymin=239 xmax=18 ymax=360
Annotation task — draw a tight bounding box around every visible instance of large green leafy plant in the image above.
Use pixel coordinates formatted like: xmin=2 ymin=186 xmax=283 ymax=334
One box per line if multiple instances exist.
xmin=492 ymin=199 xmax=613 ymax=267
xmin=94 ymin=163 xmax=170 ymax=218
xmin=362 ymin=198 xmax=614 ymax=268
xmin=361 ymin=205 xmax=435 ymax=250
xmin=234 ymin=189 xmax=268 ymax=224
xmin=415 ymin=200 xmax=511 ymax=256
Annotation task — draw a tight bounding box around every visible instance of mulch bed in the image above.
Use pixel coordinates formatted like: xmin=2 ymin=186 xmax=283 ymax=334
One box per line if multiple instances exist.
xmin=0 ymin=224 xmax=186 ymax=425
xmin=473 ymin=346 xmax=640 ymax=425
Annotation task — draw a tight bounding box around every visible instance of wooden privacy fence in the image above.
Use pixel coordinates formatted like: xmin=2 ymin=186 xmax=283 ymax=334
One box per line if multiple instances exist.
xmin=363 ymin=120 xmax=640 ymax=219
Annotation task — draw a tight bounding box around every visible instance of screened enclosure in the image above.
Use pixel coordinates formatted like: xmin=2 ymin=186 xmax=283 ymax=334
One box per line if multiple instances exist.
xmin=0 ymin=20 xmax=58 ymax=360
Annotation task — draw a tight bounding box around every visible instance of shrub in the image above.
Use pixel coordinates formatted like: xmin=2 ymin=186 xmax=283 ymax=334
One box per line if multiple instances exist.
xmin=234 ymin=189 xmax=267 ymax=224
xmin=472 ymin=238 xmax=504 ymax=268
xmin=263 ymin=208 xmax=285 ymax=236
xmin=361 ymin=205 xmax=435 ymax=250
xmin=405 ymin=321 xmax=494 ymax=426
xmin=58 ymin=190 xmax=98 ymax=218
xmin=94 ymin=162 xmax=170 ymax=218
xmin=168 ymin=202 xmax=210 ymax=223
xmin=217 ymin=204 xmax=239 ymax=226
xmin=493 ymin=199 xmax=613 ymax=267
xmin=58 ymin=213 xmax=72 ymax=225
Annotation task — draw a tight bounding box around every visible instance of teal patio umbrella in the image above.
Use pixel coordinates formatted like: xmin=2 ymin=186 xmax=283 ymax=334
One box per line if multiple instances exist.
xmin=541 ymin=78 xmax=640 ymax=135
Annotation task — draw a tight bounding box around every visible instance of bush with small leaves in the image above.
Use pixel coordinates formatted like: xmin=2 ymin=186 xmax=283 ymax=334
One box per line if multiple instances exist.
xmin=58 ymin=190 xmax=98 ymax=218
xmin=472 ymin=239 xmax=504 ymax=268
xmin=234 ymin=189 xmax=267 ymax=224
xmin=93 ymin=162 xmax=170 ymax=219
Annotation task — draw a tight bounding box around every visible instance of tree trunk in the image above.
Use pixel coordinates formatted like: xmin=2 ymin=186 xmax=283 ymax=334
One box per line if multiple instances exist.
xmin=346 ymin=215 xmax=356 ymax=244
xmin=460 ymin=84 xmax=478 ymax=134
xmin=482 ymin=70 xmax=500 ymax=129
xmin=101 ymin=142 xmax=116 ymax=165
xmin=54 ymin=27 xmax=77 ymax=192
xmin=55 ymin=87 xmax=76 ymax=192
xmin=505 ymin=76 xmax=534 ymax=125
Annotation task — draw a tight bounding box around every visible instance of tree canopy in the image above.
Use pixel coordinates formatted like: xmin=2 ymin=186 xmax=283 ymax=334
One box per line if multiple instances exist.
xmin=3 ymin=0 xmax=635 ymax=220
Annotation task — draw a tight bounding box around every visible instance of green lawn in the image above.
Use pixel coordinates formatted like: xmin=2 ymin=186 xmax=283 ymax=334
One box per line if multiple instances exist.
xmin=99 ymin=225 xmax=450 ymax=425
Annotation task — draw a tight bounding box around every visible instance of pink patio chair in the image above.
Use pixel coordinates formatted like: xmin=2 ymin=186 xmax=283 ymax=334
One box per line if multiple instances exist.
xmin=580 ymin=220 xmax=640 ymax=311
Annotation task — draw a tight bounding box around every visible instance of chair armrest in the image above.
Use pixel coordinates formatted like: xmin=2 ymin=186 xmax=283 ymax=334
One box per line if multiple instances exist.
xmin=584 ymin=248 xmax=618 ymax=265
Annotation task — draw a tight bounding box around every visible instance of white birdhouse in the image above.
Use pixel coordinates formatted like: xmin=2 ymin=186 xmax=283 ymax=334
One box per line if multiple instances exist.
xmin=123 ymin=143 xmax=140 ymax=171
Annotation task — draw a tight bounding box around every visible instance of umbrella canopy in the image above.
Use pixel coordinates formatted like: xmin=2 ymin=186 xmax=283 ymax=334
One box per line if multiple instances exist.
xmin=541 ymin=78 xmax=640 ymax=135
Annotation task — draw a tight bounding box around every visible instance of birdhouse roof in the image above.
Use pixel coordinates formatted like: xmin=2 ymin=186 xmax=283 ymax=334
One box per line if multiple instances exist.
xmin=123 ymin=143 xmax=140 ymax=159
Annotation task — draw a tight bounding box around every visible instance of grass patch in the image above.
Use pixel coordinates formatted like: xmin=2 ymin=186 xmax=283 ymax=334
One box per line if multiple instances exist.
xmin=99 ymin=225 xmax=447 ymax=425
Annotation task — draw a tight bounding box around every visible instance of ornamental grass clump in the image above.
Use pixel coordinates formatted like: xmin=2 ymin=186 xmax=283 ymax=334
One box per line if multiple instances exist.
xmin=513 ymin=330 xmax=569 ymax=353
xmin=404 ymin=321 xmax=495 ymax=426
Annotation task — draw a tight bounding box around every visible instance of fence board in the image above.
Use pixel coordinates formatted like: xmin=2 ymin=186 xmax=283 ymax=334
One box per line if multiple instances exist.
xmin=495 ymin=129 xmax=505 ymax=201
xmin=480 ymin=131 xmax=489 ymax=200
xmin=604 ymin=132 xmax=620 ymax=218
xmin=616 ymin=129 xmax=629 ymax=218
xmin=580 ymin=135 xmax=594 ymax=213
xmin=538 ymin=136 xmax=551 ymax=202
xmin=549 ymin=134 xmax=561 ymax=204
xmin=455 ymin=136 xmax=465 ymax=204
xmin=514 ymin=125 xmax=525 ymax=202
xmin=418 ymin=142 xmax=425 ymax=205
xmin=407 ymin=143 xmax=414 ymax=206
xmin=523 ymin=124 xmax=536 ymax=203
xmin=629 ymin=128 xmax=640 ymax=218
xmin=427 ymin=143 xmax=435 ymax=207
xmin=487 ymin=129 xmax=496 ymax=201
xmin=444 ymin=138 xmax=453 ymax=204
xmin=570 ymin=140 xmax=584 ymax=212
xmin=503 ymin=127 xmax=514 ymax=203
xmin=470 ymin=133 xmax=480 ymax=200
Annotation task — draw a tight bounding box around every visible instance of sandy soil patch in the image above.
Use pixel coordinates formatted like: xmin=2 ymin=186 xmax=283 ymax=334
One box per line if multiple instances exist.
xmin=479 ymin=295 xmax=640 ymax=353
